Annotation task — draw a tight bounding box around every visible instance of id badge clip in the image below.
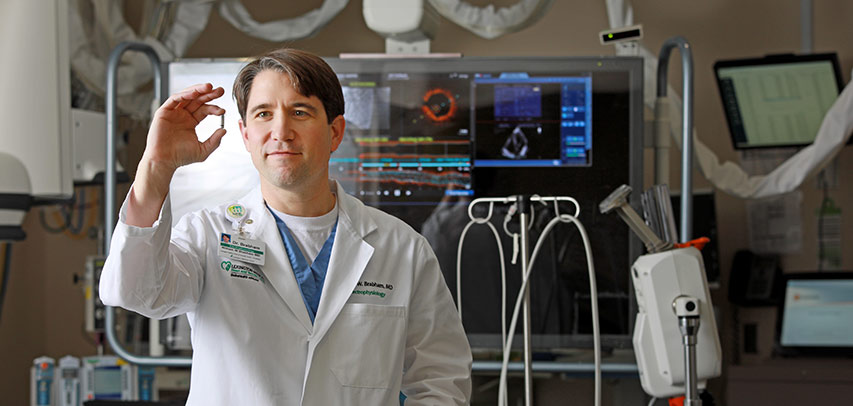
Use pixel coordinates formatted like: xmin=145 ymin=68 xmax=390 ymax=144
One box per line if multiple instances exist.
xmin=219 ymin=204 xmax=266 ymax=265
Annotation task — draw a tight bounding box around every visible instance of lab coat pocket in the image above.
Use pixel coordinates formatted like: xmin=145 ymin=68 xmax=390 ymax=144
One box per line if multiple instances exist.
xmin=330 ymin=303 xmax=407 ymax=389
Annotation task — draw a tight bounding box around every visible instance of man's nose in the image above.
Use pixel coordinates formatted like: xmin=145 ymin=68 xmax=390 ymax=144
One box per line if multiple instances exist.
xmin=271 ymin=115 xmax=295 ymax=141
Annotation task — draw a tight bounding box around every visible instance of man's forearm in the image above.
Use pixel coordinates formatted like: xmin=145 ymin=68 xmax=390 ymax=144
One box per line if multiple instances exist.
xmin=125 ymin=156 xmax=177 ymax=227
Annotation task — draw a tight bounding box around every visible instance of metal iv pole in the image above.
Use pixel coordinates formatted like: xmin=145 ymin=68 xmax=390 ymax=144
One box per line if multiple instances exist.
xmin=104 ymin=42 xmax=192 ymax=367
xmin=657 ymin=36 xmax=694 ymax=242
xmin=657 ymin=36 xmax=699 ymax=405
xmin=516 ymin=195 xmax=534 ymax=406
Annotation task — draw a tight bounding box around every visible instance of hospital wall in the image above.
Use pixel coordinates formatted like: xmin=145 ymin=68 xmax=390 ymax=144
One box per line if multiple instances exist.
xmin=1 ymin=1 xmax=852 ymax=404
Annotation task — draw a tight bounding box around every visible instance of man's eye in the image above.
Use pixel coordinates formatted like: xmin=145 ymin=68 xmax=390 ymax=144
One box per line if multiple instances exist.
xmin=257 ymin=111 xmax=270 ymax=118
xmin=294 ymin=110 xmax=307 ymax=117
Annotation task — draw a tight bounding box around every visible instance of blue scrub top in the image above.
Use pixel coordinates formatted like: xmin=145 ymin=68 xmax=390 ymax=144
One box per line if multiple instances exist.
xmin=270 ymin=211 xmax=337 ymax=323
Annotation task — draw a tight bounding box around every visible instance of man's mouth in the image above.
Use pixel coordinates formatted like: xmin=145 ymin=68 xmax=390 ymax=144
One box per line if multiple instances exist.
xmin=266 ymin=151 xmax=301 ymax=157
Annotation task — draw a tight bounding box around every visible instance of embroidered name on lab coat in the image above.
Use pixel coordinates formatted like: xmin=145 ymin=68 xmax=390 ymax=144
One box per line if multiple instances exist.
xmin=352 ymin=280 xmax=393 ymax=298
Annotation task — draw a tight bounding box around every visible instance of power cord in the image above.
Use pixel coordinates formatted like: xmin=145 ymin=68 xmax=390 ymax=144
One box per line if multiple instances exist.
xmin=497 ymin=211 xmax=600 ymax=406
xmin=456 ymin=202 xmax=508 ymax=406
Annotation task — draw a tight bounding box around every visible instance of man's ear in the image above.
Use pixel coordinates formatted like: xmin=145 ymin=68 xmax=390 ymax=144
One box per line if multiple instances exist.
xmin=238 ymin=118 xmax=249 ymax=149
xmin=329 ymin=115 xmax=346 ymax=153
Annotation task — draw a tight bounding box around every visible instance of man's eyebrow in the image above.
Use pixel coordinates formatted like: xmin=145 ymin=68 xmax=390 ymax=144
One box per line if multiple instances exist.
xmin=247 ymin=101 xmax=319 ymax=116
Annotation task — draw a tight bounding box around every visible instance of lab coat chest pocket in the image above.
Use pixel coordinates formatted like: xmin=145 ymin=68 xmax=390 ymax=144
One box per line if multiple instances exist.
xmin=329 ymin=303 xmax=407 ymax=389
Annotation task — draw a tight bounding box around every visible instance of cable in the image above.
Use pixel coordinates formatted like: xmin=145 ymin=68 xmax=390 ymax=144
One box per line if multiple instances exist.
xmin=498 ymin=213 xmax=600 ymax=406
xmin=65 ymin=187 xmax=87 ymax=235
xmin=39 ymin=207 xmax=68 ymax=233
xmin=647 ymin=396 xmax=658 ymax=406
xmin=457 ymin=205 xmax=509 ymax=406
xmin=0 ymin=243 xmax=12 ymax=326
xmin=457 ymin=220 xmax=508 ymax=348
xmin=38 ymin=186 xmax=97 ymax=238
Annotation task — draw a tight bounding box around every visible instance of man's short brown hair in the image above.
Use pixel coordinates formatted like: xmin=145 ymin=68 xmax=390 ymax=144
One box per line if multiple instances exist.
xmin=233 ymin=48 xmax=344 ymax=124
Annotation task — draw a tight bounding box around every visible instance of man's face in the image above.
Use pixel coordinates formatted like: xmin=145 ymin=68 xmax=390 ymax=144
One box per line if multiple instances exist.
xmin=239 ymin=70 xmax=344 ymax=193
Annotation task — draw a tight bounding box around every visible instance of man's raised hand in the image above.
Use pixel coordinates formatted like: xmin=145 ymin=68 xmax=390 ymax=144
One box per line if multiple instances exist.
xmin=125 ymin=83 xmax=227 ymax=227
xmin=143 ymin=83 xmax=227 ymax=171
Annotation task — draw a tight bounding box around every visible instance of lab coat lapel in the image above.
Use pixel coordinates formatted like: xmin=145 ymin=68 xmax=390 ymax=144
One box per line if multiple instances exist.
xmin=300 ymin=187 xmax=376 ymax=400
xmin=240 ymin=189 xmax=313 ymax=333
xmin=310 ymin=215 xmax=374 ymax=344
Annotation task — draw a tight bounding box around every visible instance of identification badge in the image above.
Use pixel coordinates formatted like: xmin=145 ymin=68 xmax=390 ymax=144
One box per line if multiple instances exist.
xmin=218 ymin=233 xmax=266 ymax=266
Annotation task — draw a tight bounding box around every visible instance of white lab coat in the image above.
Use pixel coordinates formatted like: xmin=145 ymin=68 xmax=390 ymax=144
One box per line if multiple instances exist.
xmin=100 ymin=180 xmax=472 ymax=405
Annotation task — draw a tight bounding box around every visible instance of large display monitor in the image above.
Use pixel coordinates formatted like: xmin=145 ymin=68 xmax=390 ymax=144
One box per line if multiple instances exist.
xmin=166 ymin=56 xmax=644 ymax=351
xmin=714 ymin=53 xmax=845 ymax=150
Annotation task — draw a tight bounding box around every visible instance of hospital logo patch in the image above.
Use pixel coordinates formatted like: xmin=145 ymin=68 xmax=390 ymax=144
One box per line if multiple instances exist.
xmin=220 ymin=260 xmax=265 ymax=284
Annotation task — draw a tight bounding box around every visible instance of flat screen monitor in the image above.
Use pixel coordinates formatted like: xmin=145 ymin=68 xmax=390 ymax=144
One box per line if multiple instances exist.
xmin=776 ymin=272 xmax=853 ymax=356
xmin=166 ymin=56 xmax=644 ymax=351
xmin=714 ymin=53 xmax=844 ymax=150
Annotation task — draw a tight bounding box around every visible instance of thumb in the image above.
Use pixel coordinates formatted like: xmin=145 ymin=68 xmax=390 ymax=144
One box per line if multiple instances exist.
xmin=200 ymin=128 xmax=226 ymax=161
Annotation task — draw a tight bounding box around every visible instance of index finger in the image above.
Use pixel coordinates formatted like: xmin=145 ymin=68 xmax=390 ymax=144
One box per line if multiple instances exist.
xmin=161 ymin=83 xmax=215 ymax=110
xmin=184 ymin=87 xmax=226 ymax=113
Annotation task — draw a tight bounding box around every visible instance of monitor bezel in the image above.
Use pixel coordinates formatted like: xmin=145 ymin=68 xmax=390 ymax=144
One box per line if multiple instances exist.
xmin=774 ymin=271 xmax=853 ymax=357
xmin=325 ymin=56 xmax=645 ymax=351
xmin=713 ymin=52 xmax=845 ymax=150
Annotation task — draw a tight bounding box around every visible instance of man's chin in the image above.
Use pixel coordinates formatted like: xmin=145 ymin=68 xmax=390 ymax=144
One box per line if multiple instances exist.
xmin=259 ymin=171 xmax=295 ymax=189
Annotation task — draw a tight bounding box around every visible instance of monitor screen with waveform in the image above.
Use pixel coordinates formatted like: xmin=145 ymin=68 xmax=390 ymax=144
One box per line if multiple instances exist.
xmin=330 ymin=66 xmax=595 ymax=214
xmin=331 ymin=71 xmax=474 ymax=209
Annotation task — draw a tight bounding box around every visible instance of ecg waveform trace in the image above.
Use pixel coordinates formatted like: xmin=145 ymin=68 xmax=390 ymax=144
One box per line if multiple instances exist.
xmin=343 ymin=168 xmax=471 ymax=189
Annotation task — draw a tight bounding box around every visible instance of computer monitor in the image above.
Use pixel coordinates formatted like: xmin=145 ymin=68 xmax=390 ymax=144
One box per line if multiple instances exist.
xmin=776 ymin=272 xmax=853 ymax=356
xmin=166 ymin=56 xmax=644 ymax=351
xmin=714 ymin=53 xmax=845 ymax=150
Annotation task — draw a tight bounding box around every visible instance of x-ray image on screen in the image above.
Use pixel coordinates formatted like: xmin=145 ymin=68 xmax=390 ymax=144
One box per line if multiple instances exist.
xmin=342 ymin=85 xmax=391 ymax=131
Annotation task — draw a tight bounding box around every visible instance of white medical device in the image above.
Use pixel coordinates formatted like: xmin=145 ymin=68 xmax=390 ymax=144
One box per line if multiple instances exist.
xmin=0 ymin=0 xmax=73 ymax=201
xmin=601 ymin=185 xmax=721 ymax=404
xmin=31 ymin=356 xmax=55 ymax=406
xmin=81 ymin=355 xmax=135 ymax=402
xmin=57 ymin=356 xmax=81 ymax=406
xmin=1 ymin=0 xmax=76 ymax=241
xmin=363 ymin=0 xmax=439 ymax=53
xmin=632 ymin=248 xmax=721 ymax=399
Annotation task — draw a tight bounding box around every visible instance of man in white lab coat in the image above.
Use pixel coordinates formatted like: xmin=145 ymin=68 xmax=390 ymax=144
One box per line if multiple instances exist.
xmin=100 ymin=48 xmax=472 ymax=405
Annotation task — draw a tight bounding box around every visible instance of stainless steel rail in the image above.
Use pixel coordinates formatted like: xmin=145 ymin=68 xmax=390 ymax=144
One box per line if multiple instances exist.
xmin=657 ymin=37 xmax=694 ymax=242
xmin=104 ymin=42 xmax=192 ymax=367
